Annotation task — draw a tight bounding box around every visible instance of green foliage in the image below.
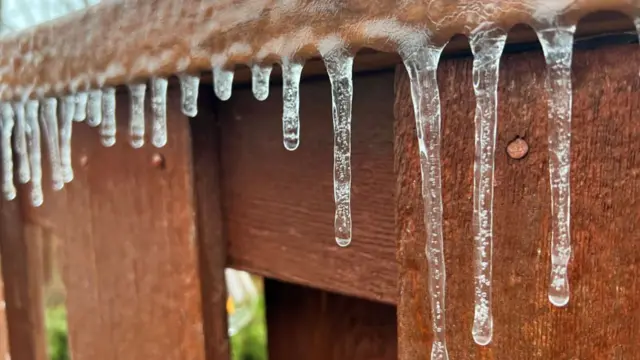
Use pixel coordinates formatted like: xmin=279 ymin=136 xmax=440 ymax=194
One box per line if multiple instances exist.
xmin=45 ymin=306 xmax=69 ymax=360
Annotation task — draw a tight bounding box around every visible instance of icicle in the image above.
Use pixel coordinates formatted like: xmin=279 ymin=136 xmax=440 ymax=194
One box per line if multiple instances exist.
xmin=60 ymin=96 xmax=76 ymax=183
xmin=251 ymin=64 xmax=272 ymax=101
xmin=400 ymin=40 xmax=449 ymax=360
xmin=469 ymin=26 xmax=507 ymax=347
xmin=40 ymin=98 xmax=64 ymax=190
xmin=87 ymin=89 xmax=103 ymax=127
xmin=1 ymin=104 xmax=16 ymax=200
xmin=537 ymin=23 xmax=576 ymax=308
xmin=281 ymin=58 xmax=304 ymax=151
xmin=74 ymin=92 xmax=88 ymax=122
xmin=128 ymin=83 xmax=146 ymax=149
xmin=25 ymin=101 xmax=43 ymax=206
xmin=179 ymin=74 xmax=200 ymax=117
xmin=13 ymin=102 xmax=30 ymax=184
xmin=321 ymin=48 xmax=353 ymax=247
xmin=213 ymin=66 xmax=234 ymax=101
xmin=101 ymin=87 xmax=117 ymax=147
xmin=151 ymin=78 xmax=168 ymax=148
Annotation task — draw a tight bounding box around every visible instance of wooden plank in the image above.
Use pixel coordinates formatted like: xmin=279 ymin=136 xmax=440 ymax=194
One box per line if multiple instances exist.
xmin=264 ymin=279 xmax=397 ymax=360
xmin=191 ymin=86 xmax=231 ymax=359
xmin=0 ymin=269 xmax=10 ymax=359
xmin=219 ymin=72 xmax=397 ymax=304
xmin=27 ymin=86 xmax=208 ymax=360
xmin=395 ymin=41 xmax=640 ymax=358
xmin=0 ymin=197 xmax=47 ymax=360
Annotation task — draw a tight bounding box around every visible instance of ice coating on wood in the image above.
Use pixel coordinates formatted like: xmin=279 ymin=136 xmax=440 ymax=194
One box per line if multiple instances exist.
xmin=60 ymin=96 xmax=76 ymax=183
xmin=151 ymin=78 xmax=169 ymax=148
xmin=128 ymin=83 xmax=147 ymax=149
xmin=251 ymin=64 xmax=272 ymax=101
xmin=25 ymin=100 xmax=43 ymax=207
xmin=87 ymin=90 xmax=103 ymax=127
xmin=281 ymin=58 xmax=304 ymax=151
xmin=101 ymin=87 xmax=117 ymax=147
xmin=321 ymin=47 xmax=353 ymax=247
xmin=213 ymin=67 xmax=234 ymax=101
xmin=469 ymin=26 xmax=507 ymax=347
xmin=74 ymin=92 xmax=88 ymax=122
xmin=41 ymin=98 xmax=64 ymax=191
xmin=400 ymin=40 xmax=449 ymax=360
xmin=179 ymin=74 xmax=200 ymax=117
xmin=1 ymin=104 xmax=16 ymax=200
xmin=537 ymin=22 xmax=576 ymax=308
xmin=13 ymin=102 xmax=31 ymax=184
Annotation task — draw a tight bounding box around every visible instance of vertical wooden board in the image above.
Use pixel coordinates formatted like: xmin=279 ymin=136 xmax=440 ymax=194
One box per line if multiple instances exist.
xmin=0 ymin=269 xmax=9 ymax=359
xmin=27 ymin=86 xmax=207 ymax=360
xmin=265 ymin=279 xmax=397 ymax=360
xmin=395 ymin=40 xmax=640 ymax=358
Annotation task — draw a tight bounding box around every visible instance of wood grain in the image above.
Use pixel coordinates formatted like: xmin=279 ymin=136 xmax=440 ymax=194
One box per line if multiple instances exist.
xmin=0 ymin=274 xmax=7 ymax=360
xmin=395 ymin=41 xmax=640 ymax=358
xmin=265 ymin=279 xmax=397 ymax=360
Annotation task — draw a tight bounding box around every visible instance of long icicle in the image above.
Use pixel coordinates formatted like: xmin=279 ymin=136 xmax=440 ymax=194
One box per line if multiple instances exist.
xmin=400 ymin=40 xmax=449 ymax=360
xmin=469 ymin=26 xmax=507 ymax=347
xmin=87 ymin=89 xmax=103 ymax=127
xmin=13 ymin=102 xmax=31 ymax=184
xmin=128 ymin=83 xmax=147 ymax=148
xmin=151 ymin=77 xmax=169 ymax=148
xmin=179 ymin=74 xmax=200 ymax=117
xmin=60 ymin=95 xmax=76 ymax=183
xmin=101 ymin=87 xmax=117 ymax=147
xmin=26 ymin=100 xmax=43 ymax=206
xmin=1 ymin=103 xmax=16 ymax=200
xmin=537 ymin=23 xmax=576 ymax=308
xmin=251 ymin=64 xmax=272 ymax=101
xmin=281 ymin=58 xmax=304 ymax=151
xmin=321 ymin=47 xmax=353 ymax=247
xmin=40 ymin=98 xmax=64 ymax=190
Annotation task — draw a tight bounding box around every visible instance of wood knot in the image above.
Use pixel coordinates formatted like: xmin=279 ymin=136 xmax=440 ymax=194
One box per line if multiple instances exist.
xmin=506 ymin=138 xmax=529 ymax=160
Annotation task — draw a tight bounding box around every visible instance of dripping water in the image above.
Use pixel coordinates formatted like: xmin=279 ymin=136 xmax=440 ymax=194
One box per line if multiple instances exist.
xmin=1 ymin=104 xmax=16 ymax=200
xmin=213 ymin=66 xmax=234 ymax=101
xmin=321 ymin=48 xmax=353 ymax=247
xmin=251 ymin=64 xmax=272 ymax=101
xmin=469 ymin=26 xmax=507 ymax=347
xmin=179 ymin=74 xmax=200 ymax=117
xmin=101 ymin=87 xmax=117 ymax=147
xmin=128 ymin=83 xmax=146 ymax=149
xmin=74 ymin=92 xmax=88 ymax=122
xmin=281 ymin=58 xmax=304 ymax=151
xmin=13 ymin=102 xmax=31 ymax=183
xmin=400 ymin=40 xmax=449 ymax=360
xmin=41 ymin=98 xmax=64 ymax=190
xmin=151 ymin=78 xmax=168 ymax=148
xmin=537 ymin=23 xmax=576 ymax=308
xmin=60 ymin=96 xmax=76 ymax=183
xmin=87 ymin=89 xmax=103 ymax=127
xmin=25 ymin=101 xmax=43 ymax=206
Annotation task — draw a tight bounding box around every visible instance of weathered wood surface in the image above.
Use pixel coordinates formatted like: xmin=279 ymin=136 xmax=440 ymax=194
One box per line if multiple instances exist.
xmin=24 ymin=87 xmax=209 ymax=360
xmin=395 ymin=41 xmax=640 ymax=358
xmin=265 ymin=279 xmax=397 ymax=360
xmin=0 ymin=268 xmax=11 ymax=359
xmin=0 ymin=0 xmax=636 ymax=101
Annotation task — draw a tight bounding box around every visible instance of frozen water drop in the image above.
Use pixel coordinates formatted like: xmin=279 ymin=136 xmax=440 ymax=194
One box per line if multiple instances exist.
xmin=25 ymin=100 xmax=43 ymax=207
xmin=1 ymin=103 xmax=16 ymax=200
xmin=400 ymin=39 xmax=449 ymax=360
xmin=213 ymin=66 xmax=234 ymax=101
xmin=179 ymin=74 xmax=200 ymax=117
xmin=322 ymin=47 xmax=353 ymax=247
xmin=101 ymin=87 xmax=117 ymax=147
xmin=74 ymin=92 xmax=88 ymax=122
xmin=469 ymin=26 xmax=507 ymax=347
xmin=87 ymin=89 xmax=103 ymax=127
xmin=40 ymin=98 xmax=64 ymax=190
xmin=60 ymin=95 xmax=76 ymax=183
xmin=251 ymin=64 xmax=272 ymax=101
xmin=128 ymin=83 xmax=146 ymax=149
xmin=281 ymin=58 xmax=304 ymax=151
xmin=537 ymin=23 xmax=575 ymax=309
xmin=13 ymin=102 xmax=30 ymax=184
xmin=151 ymin=78 xmax=168 ymax=148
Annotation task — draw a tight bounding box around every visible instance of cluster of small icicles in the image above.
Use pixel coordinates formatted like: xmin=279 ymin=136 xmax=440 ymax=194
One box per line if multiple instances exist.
xmin=0 ymin=18 xmax=602 ymax=360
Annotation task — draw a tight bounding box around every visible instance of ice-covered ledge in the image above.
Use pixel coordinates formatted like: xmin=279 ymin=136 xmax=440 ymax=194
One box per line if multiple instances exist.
xmin=0 ymin=0 xmax=636 ymax=101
